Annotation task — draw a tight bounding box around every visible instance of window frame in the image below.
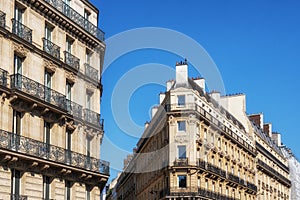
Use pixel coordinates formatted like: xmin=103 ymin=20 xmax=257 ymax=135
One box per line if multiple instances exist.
xmin=178 ymin=175 xmax=187 ymax=188
xmin=177 ymin=121 xmax=186 ymax=132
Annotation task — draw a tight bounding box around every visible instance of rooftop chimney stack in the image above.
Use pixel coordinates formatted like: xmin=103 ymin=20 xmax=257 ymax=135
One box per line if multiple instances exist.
xmin=263 ymin=123 xmax=272 ymax=138
xmin=175 ymin=60 xmax=188 ymax=87
xmin=249 ymin=113 xmax=264 ymax=129
xmin=272 ymin=132 xmax=282 ymax=147
xmin=193 ymin=78 xmax=205 ymax=92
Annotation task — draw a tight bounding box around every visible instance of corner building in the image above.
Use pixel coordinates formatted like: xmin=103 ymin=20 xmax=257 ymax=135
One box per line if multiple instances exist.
xmin=0 ymin=0 xmax=109 ymax=199
xmin=117 ymin=62 xmax=265 ymax=200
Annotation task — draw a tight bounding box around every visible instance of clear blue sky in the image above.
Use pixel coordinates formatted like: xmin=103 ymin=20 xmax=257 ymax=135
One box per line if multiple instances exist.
xmin=91 ymin=0 xmax=300 ymax=180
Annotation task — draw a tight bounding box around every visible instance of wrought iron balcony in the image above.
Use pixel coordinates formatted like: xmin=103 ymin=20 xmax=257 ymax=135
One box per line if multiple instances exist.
xmin=207 ymin=163 xmax=226 ymax=178
xmin=228 ymin=173 xmax=240 ymax=184
xmin=247 ymin=182 xmax=257 ymax=192
xmin=64 ymin=51 xmax=80 ymax=71
xmin=11 ymin=194 xmax=28 ymax=200
xmin=11 ymin=74 xmax=67 ymax=110
xmin=11 ymin=19 xmax=32 ymax=43
xmin=83 ymin=108 xmax=102 ymax=128
xmin=66 ymin=99 xmax=82 ymax=118
xmin=84 ymin=63 xmax=98 ymax=82
xmin=173 ymin=158 xmax=188 ymax=166
xmin=198 ymin=188 xmax=237 ymax=200
xmin=44 ymin=0 xmax=105 ymax=42
xmin=0 ymin=10 xmax=5 ymax=28
xmin=43 ymin=38 xmax=60 ymax=60
xmin=0 ymin=129 xmax=110 ymax=175
xmin=0 ymin=68 xmax=8 ymax=87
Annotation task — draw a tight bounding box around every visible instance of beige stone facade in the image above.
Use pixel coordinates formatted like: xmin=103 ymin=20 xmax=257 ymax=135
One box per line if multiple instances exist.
xmin=115 ymin=62 xmax=291 ymax=200
xmin=0 ymin=0 xmax=109 ymax=199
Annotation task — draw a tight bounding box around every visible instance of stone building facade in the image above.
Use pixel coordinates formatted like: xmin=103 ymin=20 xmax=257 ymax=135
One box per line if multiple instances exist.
xmin=0 ymin=0 xmax=109 ymax=199
xmin=115 ymin=61 xmax=291 ymax=200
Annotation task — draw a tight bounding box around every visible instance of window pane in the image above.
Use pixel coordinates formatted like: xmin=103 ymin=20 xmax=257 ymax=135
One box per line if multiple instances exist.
xmin=178 ymin=175 xmax=186 ymax=188
xmin=178 ymin=145 xmax=186 ymax=159
xmin=177 ymin=121 xmax=186 ymax=131
xmin=177 ymin=95 xmax=185 ymax=106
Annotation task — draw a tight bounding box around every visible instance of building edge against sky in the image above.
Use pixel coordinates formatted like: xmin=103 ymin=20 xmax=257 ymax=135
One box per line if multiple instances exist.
xmin=0 ymin=0 xmax=109 ymax=199
xmin=109 ymin=61 xmax=298 ymax=200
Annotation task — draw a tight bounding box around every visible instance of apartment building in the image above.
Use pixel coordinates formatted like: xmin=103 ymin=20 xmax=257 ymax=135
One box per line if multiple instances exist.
xmin=0 ymin=0 xmax=109 ymax=199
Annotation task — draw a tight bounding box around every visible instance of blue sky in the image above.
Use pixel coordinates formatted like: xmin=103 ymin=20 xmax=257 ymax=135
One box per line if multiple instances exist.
xmin=91 ymin=0 xmax=300 ymax=179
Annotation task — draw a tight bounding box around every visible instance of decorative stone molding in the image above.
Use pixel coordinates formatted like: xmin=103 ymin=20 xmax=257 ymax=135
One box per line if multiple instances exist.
xmin=43 ymin=59 xmax=57 ymax=73
xmin=168 ymin=115 xmax=176 ymax=125
xmin=188 ymin=114 xmax=196 ymax=124
xmin=175 ymin=135 xmax=188 ymax=143
xmin=65 ymin=71 xmax=76 ymax=83
xmin=86 ymin=82 xmax=96 ymax=93
xmin=13 ymin=42 xmax=29 ymax=57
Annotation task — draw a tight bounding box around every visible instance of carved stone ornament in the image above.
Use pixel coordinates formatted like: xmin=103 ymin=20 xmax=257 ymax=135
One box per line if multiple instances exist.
xmin=86 ymin=83 xmax=96 ymax=93
xmin=188 ymin=114 xmax=196 ymax=124
xmin=168 ymin=115 xmax=176 ymax=125
xmin=175 ymin=135 xmax=188 ymax=143
xmin=43 ymin=59 xmax=57 ymax=73
xmin=65 ymin=71 xmax=76 ymax=83
xmin=13 ymin=43 xmax=29 ymax=57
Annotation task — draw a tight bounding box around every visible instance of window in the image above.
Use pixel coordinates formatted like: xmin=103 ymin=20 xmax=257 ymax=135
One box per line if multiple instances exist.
xmin=178 ymin=145 xmax=186 ymax=159
xmin=84 ymin=10 xmax=90 ymax=29
xmin=86 ymin=49 xmax=92 ymax=64
xmin=63 ymin=0 xmax=71 ymax=16
xmin=14 ymin=55 xmax=23 ymax=75
xmin=45 ymin=24 xmax=53 ymax=41
xmin=86 ymin=92 xmax=92 ymax=110
xmin=65 ymin=181 xmax=71 ymax=200
xmin=43 ymin=176 xmax=50 ymax=200
xmin=44 ymin=122 xmax=51 ymax=151
xmin=13 ymin=110 xmax=22 ymax=135
xmin=66 ymin=130 xmax=72 ymax=163
xmin=11 ymin=169 xmax=21 ymax=196
xmin=177 ymin=121 xmax=186 ymax=131
xmin=177 ymin=95 xmax=185 ymax=106
xmin=14 ymin=5 xmax=23 ymax=22
xmin=66 ymin=81 xmax=72 ymax=100
xmin=178 ymin=175 xmax=186 ymax=188
xmin=44 ymin=71 xmax=52 ymax=101
xmin=66 ymin=37 xmax=73 ymax=53
xmin=86 ymin=189 xmax=91 ymax=200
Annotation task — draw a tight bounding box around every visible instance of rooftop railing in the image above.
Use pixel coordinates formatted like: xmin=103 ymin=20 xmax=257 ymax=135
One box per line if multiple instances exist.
xmin=44 ymin=0 xmax=105 ymax=42
xmin=12 ymin=19 xmax=32 ymax=43
xmin=0 ymin=129 xmax=109 ymax=175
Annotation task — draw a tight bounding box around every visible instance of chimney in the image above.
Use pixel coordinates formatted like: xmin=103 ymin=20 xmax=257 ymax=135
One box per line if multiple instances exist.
xmin=272 ymin=132 xmax=282 ymax=146
xmin=175 ymin=60 xmax=188 ymax=87
xmin=166 ymin=80 xmax=174 ymax=91
xmin=159 ymin=92 xmax=165 ymax=104
xmin=249 ymin=113 xmax=263 ymax=129
xmin=210 ymin=91 xmax=220 ymax=103
xmin=151 ymin=106 xmax=159 ymax=118
xmin=193 ymin=78 xmax=205 ymax=92
xmin=144 ymin=121 xmax=149 ymax=130
xmin=263 ymin=123 xmax=272 ymax=138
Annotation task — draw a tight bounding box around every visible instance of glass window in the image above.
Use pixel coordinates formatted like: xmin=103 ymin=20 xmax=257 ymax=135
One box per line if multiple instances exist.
xmin=177 ymin=95 xmax=185 ymax=106
xmin=86 ymin=92 xmax=92 ymax=109
xmin=11 ymin=169 xmax=21 ymax=196
xmin=44 ymin=122 xmax=51 ymax=145
xmin=65 ymin=181 xmax=71 ymax=200
xmin=14 ymin=5 xmax=23 ymax=22
xmin=178 ymin=145 xmax=186 ymax=159
xmin=43 ymin=176 xmax=50 ymax=200
xmin=66 ymin=37 xmax=73 ymax=53
xmin=86 ymin=49 xmax=92 ymax=64
xmin=178 ymin=175 xmax=186 ymax=188
xmin=177 ymin=121 xmax=186 ymax=131
xmin=14 ymin=55 xmax=23 ymax=75
xmin=66 ymin=81 xmax=72 ymax=100
xmin=44 ymin=71 xmax=52 ymax=88
xmin=45 ymin=24 xmax=52 ymax=41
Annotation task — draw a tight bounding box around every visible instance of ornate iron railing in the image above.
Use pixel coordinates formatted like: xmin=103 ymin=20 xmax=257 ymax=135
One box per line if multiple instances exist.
xmin=11 ymin=74 xmax=67 ymax=110
xmin=11 ymin=194 xmax=28 ymax=200
xmin=11 ymin=19 xmax=32 ymax=43
xmin=0 ymin=10 xmax=5 ymax=28
xmin=228 ymin=172 xmax=240 ymax=184
xmin=83 ymin=108 xmax=103 ymax=128
xmin=0 ymin=68 xmax=8 ymax=87
xmin=173 ymin=158 xmax=188 ymax=166
xmin=84 ymin=63 xmax=98 ymax=81
xmin=198 ymin=188 xmax=237 ymax=200
xmin=64 ymin=51 xmax=80 ymax=71
xmin=66 ymin=99 xmax=82 ymax=118
xmin=207 ymin=163 xmax=226 ymax=178
xmin=0 ymin=129 xmax=110 ymax=175
xmin=44 ymin=0 xmax=105 ymax=42
xmin=43 ymin=38 xmax=60 ymax=60
xmin=247 ymin=182 xmax=257 ymax=192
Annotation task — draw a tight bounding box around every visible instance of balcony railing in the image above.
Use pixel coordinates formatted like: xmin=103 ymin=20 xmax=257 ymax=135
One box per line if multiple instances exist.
xmin=11 ymin=19 xmax=32 ymax=43
xmin=66 ymin=99 xmax=82 ymax=118
xmin=0 ymin=129 xmax=110 ymax=175
xmin=247 ymin=182 xmax=257 ymax=192
xmin=0 ymin=10 xmax=5 ymax=28
xmin=11 ymin=74 xmax=67 ymax=110
xmin=64 ymin=51 xmax=80 ymax=71
xmin=11 ymin=194 xmax=28 ymax=200
xmin=173 ymin=158 xmax=188 ymax=166
xmin=228 ymin=173 xmax=240 ymax=184
xmin=84 ymin=63 xmax=98 ymax=81
xmin=43 ymin=38 xmax=60 ymax=60
xmin=207 ymin=163 xmax=226 ymax=178
xmin=0 ymin=68 xmax=8 ymax=87
xmin=257 ymin=159 xmax=291 ymax=186
xmin=83 ymin=108 xmax=103 ymax=128
xmin=44 ymin=0 xmax=105 ymax=42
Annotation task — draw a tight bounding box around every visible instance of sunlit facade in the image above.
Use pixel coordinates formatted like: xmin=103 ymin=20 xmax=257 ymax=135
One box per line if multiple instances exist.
xmin=0 ymin=0 xmax=109 ymax=199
